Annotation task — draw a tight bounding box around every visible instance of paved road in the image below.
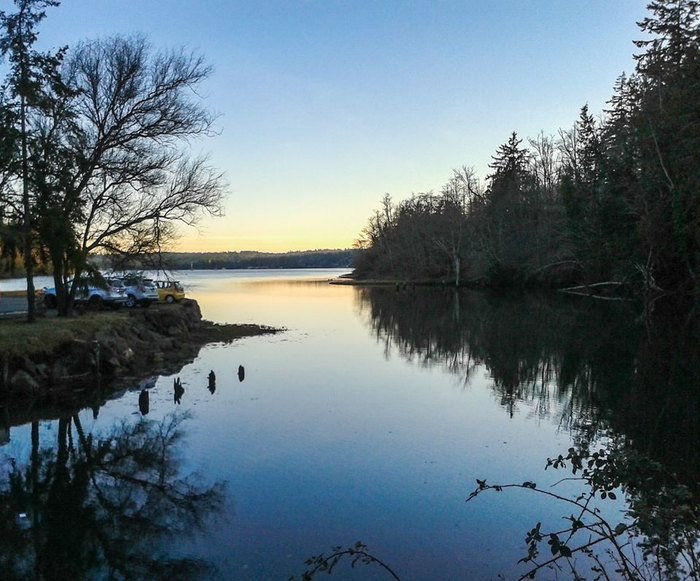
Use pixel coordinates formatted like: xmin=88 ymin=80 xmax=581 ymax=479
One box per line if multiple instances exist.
xmin=0 ymin=296 xmax=28 ymax=315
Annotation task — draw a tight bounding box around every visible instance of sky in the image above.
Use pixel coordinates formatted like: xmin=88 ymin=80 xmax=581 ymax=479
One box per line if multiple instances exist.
xmin=33 ymin=0 xmax=649 ymax=253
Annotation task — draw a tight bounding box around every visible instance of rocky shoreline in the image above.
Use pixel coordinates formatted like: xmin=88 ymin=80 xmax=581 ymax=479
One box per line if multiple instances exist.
xmin=0 ymin=299 xmax=280 ymax=402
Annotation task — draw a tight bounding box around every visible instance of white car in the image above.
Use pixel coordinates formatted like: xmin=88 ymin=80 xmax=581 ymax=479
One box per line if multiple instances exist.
xmin=120 ymin=276 xmax=160 ymax=308
xmin=43 ymin=278 xmax=127 ymax=309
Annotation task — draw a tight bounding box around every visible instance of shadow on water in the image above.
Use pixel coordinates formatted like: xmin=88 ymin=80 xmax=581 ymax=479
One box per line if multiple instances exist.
xmin=0 ymin=411 xmax=225 ymax=580
xmin=356 ymin=287 xmax=699 ymax=492
xmin=353 ymin=287 xmax=700 ymax=579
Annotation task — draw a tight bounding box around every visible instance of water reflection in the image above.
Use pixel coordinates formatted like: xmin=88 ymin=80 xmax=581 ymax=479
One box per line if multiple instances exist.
xmin=357 ymin=287 xmax=700 ymax=577
xmin=0 ymin=411 xmax=224 ymax=580
xmin=1 ymin=273 xmax=695 ymax=579
xmin=357 ymin=287 xmax=699 ymax=491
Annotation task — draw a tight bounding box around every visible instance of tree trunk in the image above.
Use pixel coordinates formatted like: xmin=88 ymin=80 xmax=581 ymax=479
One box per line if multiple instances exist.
xmin=51 ymin=253 xmax=73 ymax=317
xmin=20 ymin=79 xmax=36 ymax=322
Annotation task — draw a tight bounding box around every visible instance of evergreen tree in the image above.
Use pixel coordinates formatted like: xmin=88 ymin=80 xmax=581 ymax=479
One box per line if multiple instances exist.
xmin=628 ymin=0 xmax=700 ymax=291
xmin=483 ymin=132 xmax=540 ymax=283
xmin=0 ymin=0 xmax=65 ymax=321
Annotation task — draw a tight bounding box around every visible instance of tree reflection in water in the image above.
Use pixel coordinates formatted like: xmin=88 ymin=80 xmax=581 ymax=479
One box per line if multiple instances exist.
xmin=357 ymin=287 xmax=699 ymax=577
xmin=0 ymin=411 xmax=224 ymax=580
xmin=357 ymin=288 xmax=698 ymax=478
xmin=357 ymin=288 xmax=640 ymax=437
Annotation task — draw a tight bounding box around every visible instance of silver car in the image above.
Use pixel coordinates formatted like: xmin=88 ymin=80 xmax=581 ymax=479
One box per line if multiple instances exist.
xmin=121 ymin=275 xmax=159 ymax=308
xmin=44 ymin=278 xmax=127 ymax=309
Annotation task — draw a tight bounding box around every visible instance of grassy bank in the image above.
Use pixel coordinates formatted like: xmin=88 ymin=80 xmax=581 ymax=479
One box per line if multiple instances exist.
xmin=0 ymin=301 xmax=281 ymax=403
xmin=0 ymin=311 xmax=131 ymax=356
xmin=0 ymin=305 xmax=279 ymax=357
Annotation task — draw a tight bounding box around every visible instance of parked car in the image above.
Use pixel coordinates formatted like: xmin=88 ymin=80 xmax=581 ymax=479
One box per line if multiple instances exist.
xmin=120 ymin=275 xmax=159 ymax=308
xmin=43 ymin=277 xmax=127 ymax=309
xmin=155 ymin=280 xmax=186 ymax=303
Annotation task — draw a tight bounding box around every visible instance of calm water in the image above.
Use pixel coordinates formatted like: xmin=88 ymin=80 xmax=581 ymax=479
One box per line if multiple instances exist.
xmin=1 ymin=270 xmax=697 ymax=580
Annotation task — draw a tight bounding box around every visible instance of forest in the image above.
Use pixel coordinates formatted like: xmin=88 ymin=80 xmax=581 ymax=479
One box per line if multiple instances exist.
xmin=0 ymin=0 xmax=224 ymax=318
xmin=146 ymin=249 xmax=355 ymax=270
xmin=353 ymin=1 xmax=699 ymax=301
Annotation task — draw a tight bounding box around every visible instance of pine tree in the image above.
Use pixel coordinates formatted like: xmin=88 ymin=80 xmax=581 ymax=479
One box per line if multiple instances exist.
xmin=630 ymin=0 xmax=700 ymax=290
xmin=0 ymin=0 xmax=64 ymax=321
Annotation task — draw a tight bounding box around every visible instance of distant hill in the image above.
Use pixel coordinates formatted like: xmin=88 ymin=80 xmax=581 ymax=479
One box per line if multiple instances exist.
xmin=150 ymin=249 xmax=356 ymax=270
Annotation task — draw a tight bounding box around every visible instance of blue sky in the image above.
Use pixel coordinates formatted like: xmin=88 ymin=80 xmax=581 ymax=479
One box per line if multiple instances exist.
xmin=35 ymin=0 xmax=648 ymax=252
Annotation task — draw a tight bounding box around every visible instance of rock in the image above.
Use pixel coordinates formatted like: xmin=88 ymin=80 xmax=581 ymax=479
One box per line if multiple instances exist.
xmin=20 ymin=356 xmax=40 ymax=377
xmin=1 ymin=355 xmax=9 ymax=389
xmin=106 ymin=356 xmax=122 ymax=373
xmin=20 ymin=357 xmax=49 ymax=380
xmin=98 ymin=343 xmax=118 ymax=372
xmin=0 ymin=299 xmax=278 ymax=403
xmin=11 ymin=370 xmax=40 ymax=397
xmin=34 ymin=364 xmax=49 ymax=379
xmin=51 ymin=360 xmax=69 ymax=382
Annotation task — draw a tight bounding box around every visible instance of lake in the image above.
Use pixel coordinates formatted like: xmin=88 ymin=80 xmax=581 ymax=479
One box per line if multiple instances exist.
xmin=1 ymin=269 xmax=698 ymax=580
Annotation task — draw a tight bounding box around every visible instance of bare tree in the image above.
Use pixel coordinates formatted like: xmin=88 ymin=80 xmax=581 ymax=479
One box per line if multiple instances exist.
xmin=528 ymin=132 xmax=559 ymax=200
xmin=557 ymin=125 xmax=579 ymax=180
xmin=34 ymin=35 xmax=226 ymax=315
xmin=436 ymin=166 xmax=482 ymax=286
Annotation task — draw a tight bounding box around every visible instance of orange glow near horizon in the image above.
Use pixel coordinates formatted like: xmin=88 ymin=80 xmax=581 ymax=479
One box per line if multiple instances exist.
xmin=172 ymin=213 xmax=365 ymax=253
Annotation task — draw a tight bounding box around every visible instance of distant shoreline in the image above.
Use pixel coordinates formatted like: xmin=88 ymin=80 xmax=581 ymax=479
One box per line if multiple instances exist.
xmin=0 ymin=265 xmax=354 ymax=283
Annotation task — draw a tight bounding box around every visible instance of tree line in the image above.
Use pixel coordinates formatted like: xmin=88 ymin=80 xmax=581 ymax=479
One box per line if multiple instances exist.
xmin=0 ymin=0 xmax=225 ymax=319
xmin=88 ymin=248 xmax=355 ymax=271
xmin=354 ymin=0 xmax=699 ymax=300
xmin=155 ymin=249 xmax=356 ymax=271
